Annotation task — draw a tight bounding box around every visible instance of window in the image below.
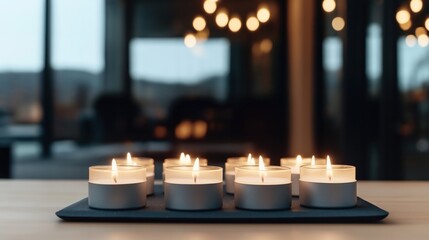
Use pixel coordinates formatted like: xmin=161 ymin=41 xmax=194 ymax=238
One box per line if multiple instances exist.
xmin=51 ymin=0 xmax=105 ymax=140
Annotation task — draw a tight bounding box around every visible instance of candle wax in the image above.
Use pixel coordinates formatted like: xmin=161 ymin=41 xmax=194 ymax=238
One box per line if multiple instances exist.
xmin=235 ymin=176 xmax=291 ymax=185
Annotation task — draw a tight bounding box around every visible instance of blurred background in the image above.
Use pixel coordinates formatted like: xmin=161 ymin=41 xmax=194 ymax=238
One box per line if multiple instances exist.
xmin=0 ymin=0 xmax=428 ymax=180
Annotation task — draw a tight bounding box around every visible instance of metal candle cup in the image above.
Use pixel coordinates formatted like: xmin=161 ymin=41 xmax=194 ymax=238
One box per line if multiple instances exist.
xmin=281 ymin=157 xmax=325 ymax=196
xmin=299 ymin=165 xmax=357 ymax=208
xmin=225 ymin=157 xmax=270 ymax=194
xmin=88 ymin=165 xmax=147 ymax=210
xmin=234 ymin=166 xmax=292 ymax=210
xmin=115 ymin=157 xmax=155 ymax=195
xmin=164 ymin=165 xmax=223 ymax=211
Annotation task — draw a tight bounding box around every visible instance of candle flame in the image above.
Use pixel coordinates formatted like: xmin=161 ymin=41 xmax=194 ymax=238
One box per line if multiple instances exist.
xmin=126 ymin=152 xmax=133 ymax=165
xmin=247 ymin=153 xmax=255 ymax=165
xmin=311 ymin=155 xmax=316 ymax=166
xmin=296 ymin=155 xmax=302 ymax=167
xmin=185 ymin=154 xmax=192 ymax=165
xmin=112 ymin=159 xmax=118 ymax=183
xmin=179 ymin=152 xmax=192 ymax=165
xmin=192 ymin=158 xmax=200 ymax=183
xmin=259 ymin=155 xmax=267 ymax=183
xmin=327 ymin=155 xmax=333 ymax=181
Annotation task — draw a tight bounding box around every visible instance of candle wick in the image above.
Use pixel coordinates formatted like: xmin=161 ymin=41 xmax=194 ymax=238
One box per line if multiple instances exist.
xmin=329 ymin=176 xmax=331 ymax=181
xmin=261 ymin=176 xmax=264 ymax=183
xmin=194 ymin=176 xmax=197 ymax=183
xmin=113 ymin=177 xmax=117 ymax=183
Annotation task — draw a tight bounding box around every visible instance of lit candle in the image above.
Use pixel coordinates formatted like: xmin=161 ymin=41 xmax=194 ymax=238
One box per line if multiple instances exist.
xmin=299 ymin=156 xmax=357 ymax=208
xmin=164 ymin=159 xmax=223 ymax=211
xmin=224 ymin=154 xmax=270 ymax=194
xmin=88 ymin=159 xmax=147 ymax=209
xmin=163 ymin=153 xmax=208 ymax=178
xmin=234 ymin=156 xmax=292 ymax=210
xmin=280 ymin=155 xmax=325 ymax=196
xmin=114 ymin=153 xmax=155 ymax=195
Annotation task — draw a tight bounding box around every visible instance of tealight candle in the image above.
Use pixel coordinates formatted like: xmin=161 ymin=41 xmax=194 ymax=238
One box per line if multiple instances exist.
xmin=225 ymin=154 xmax=270 ymax=194
xmin=234 ymin=156 xmax=292 ymax=210
xmin=163 ymin=153 xmax=208 ymax=178
xmin=299 ymin=156 xmax=356 ymax=208
xmin=114 ymin=153 xmax=155 ymax=195
xmin=164 ymin=158 xmax=223 ymax=211
xmin=88 ymin=159 xmax=147 ymax=209
xmin=281 ymin=155 xmax=325 ymax=196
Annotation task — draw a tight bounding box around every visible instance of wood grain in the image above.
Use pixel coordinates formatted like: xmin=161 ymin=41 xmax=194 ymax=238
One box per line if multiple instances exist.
xmin=1 ymin=180 xmax=428 ymax=240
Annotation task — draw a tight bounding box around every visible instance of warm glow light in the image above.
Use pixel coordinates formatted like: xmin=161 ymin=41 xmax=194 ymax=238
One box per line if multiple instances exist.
xmin=193 ymin=16 xmax=206 ymax=31
xmin=228 ymin=16 xmax=242 ymax=32
xmin=246 ymin=16 xmax=260 ymax=31
xmin=126 ymin=152 xmax=136 ymax=165
xmin=326 ymin=155 xmax=333 ymax=180
xmin=203 ymin=0 xmax=217 ymax=14
xmin=322 ymin=0 xmax=336 ymax=13
xmin=184 ymin=34 xmax=197 ymax=48
xmin=311 ymin=155 xmax=316 ymax=166
xmin=193 ymin=120 xmax=207 ymax=138
xmin=175 ymin=120 xmax=193 ymax=137
xmin=192 ymin=158 xmax=200 ymax=183
xmin=112 ymin=159 xmax=118 ymax=183
xmin=410 ymin=0 xmax=423 ymax=13
xmin=400 ymin=20 xmax=412 ymax=31
xmin=258 ymin=155 xmax=267 ymax=183
xmin=247 ymin=154 xmax=255 ymax=165
xmin=215 ymin=10 xmax=229 ymax=28
xmin=258 ymin=156 xmax=266 ymax=171
xmin=154 ymin=125 xmax=167 ymax=138
xmin=257 ymin=6 xmax=270 ymax=23
xmin=196 ymin=29 xmax=210 ymax=41
xmin=418 ymin=34 xmax=429 ymax=47
xmin=416 ymin=27 xmax=427 ymax=36
xmin=185 ymin=154 xmax=192 ymax=164
xmin=332 ymin=17 xmax=345 ymax=31
xmin=296 ymin=155 xmax=302 ymax=167
xmin=426 ymin=18 xmax=429 ymax=31
xmin=260 ymin=38 xmax=273 ymax=53
xmin=396 ymin=9 xmax=411 ymax=24
xmin=405 ymin=35 xmax=417 ymax=47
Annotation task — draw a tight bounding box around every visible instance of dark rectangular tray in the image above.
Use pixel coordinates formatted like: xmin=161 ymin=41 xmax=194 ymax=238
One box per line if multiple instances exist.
xmin=56 ymin=186 xmax=388 ymax=223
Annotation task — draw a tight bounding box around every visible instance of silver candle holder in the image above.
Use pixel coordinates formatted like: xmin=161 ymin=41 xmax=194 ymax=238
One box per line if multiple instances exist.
xmin=299 ymin=164 xmax=357 ymax=208
xmin=234 ymin=166 xmax=292 ymax=210
xmin=88 ymin=164 xmax=147 ymax=210
xmin=164 ymin=165 xmax=223 ymax=211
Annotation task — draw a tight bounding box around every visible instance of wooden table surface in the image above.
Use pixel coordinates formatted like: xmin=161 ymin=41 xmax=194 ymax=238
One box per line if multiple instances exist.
xmin=1 ymin=180 xmax=428 ymax=240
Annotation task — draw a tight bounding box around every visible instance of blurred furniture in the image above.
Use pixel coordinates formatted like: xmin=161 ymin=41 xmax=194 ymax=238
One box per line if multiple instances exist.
xmin=1 ymin=180 xmax=428 ymax=239
xmin=93 ymin=94 xmax=141 ymax=142
xmin=0 ymin=141 xmax=11 ymax=178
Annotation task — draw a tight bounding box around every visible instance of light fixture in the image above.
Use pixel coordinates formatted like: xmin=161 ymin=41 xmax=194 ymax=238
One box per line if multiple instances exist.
xmin=228 ymin=16 xmax=242 ymax=32
xmin=184 ymin=33 xmax=197 ymax=48
xmin=396 ymin=9 xmax=411 ymax=25
xmin=257 ymin=6 xmax=270 ymax=23
xmin=193 ymin=16 xmax=206 ymax=31
xmin=417 ymin=34 xmax=429 ymax=47
xmin=405 ymin=34 xmax=417 ymax=47
xmin=425 ymin=18 xmax=429 ymax=31
xmin=400 ymin=20 xmax=412 ymax=31
xmin=246 ymin=15 xmax=260 ymax=31
xmin=332 ymin=17 xmax=345 ymax=31
xmin=416 ymin=26 xmax=427 ymax=36
xmin=215 ymin=9 xmax=229 ymax=28
xmin=203 ymin=0 xmax=217 ymax=14
xmin=322 ymin=0 xmax=336 ymax=13
xmin=410 ymin=0 xmax=423 ymax=13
